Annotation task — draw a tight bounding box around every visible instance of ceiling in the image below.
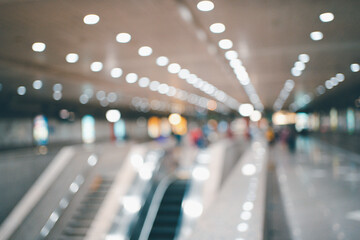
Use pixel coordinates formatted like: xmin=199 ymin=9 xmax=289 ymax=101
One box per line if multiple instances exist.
xmin=0 ymin=0 xmax=359 ymax=117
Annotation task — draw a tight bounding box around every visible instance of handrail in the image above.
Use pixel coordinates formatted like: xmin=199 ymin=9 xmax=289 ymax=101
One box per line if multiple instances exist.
xmin=0 ymin=147 xmax=75 ymax=240
xmin=138 ymin=175 xmax=173 ymax=240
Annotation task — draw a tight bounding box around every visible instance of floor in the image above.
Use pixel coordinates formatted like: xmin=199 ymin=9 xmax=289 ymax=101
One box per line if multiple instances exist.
xmin=273 ymin=136 xmax=360 ymax=240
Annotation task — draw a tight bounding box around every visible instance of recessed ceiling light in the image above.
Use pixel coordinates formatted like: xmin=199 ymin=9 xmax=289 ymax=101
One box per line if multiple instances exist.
xmin=149 ymin=81 xmax=160 ymax=91
xmin=33 ymin=80 xmax=43 ymax=90
xmin=17 ymin=86 xmax=26 ymax=95
xmin=336 ymin=73 xmax=345 ymax=82
xmin=53 ymin=91 xmax=62 ymax=101
xmin=178 ymin=69 xmax=190 ymax=79
xmin=168 ymin=63 xmax=181 ymax=74
xmin=316 ymin=85 xmax=326 ymax=95
xmin=218 ymin=39 xmax=233 ymax=49
xmin=209 ymin=23 xmax=225 ymax=33
xmin=156 ymin=56 xmax=169 ymax=66
xmin=66 ymin=53 xmax=79 ymax=63
xmin=197 ymin=1 xmax=214 ymax=11
xmin=116 ymin=33 xmax=131 ymax=43
xmin=298 ymin=54 xmax=310 ymax=63
xmin=126 ymin=73 xmax=138 ymax=83
xmin=225 ymin=50 xmax=238 ymax=60
xmin=83 ymin=14 xmax=100 ymax=25
xmin=310 ymin=31 xmax=323 ymax=41
xmin=291 ymin=67 xmax=302 ymax=77
xmin=53 ymin=83 xmax=63 ymax=92
xmin=90 ymin=62 xmax=103 ymax=72
xmin=325 ymin=80 xmax=333 ymax=89
xmin=138 ymin=77 xmax=150 ymax=88
xmin=238 ymin=103 xmax=254 ymax=117
xmin=350 ymin=63 xmax=360 ymax=72
xmin=319 ymin=12 xmax=334 ymax=22
xmin=111 ymin=68 xmax=123 ymax=78
xmin=138 ymin=46 xmax=153 ymax=57
xmin=79 ymin=94 xmax=89 ymax=104
xmin=294 ymin=61 xmax=306 ymax=71
xmin=32 ymin=42 xmax=46 ymax=52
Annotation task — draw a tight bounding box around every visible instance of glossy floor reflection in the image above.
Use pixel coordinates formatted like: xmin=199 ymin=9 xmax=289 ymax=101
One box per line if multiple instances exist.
xmin=273 ymin=136 xmax=360 ymax=240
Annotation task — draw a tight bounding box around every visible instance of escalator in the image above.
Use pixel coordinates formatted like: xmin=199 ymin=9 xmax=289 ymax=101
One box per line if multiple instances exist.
xmin=57 ymin=176 xmax=112 ymax=240
xmin=140 ymin=179 xmax=188 ymax=240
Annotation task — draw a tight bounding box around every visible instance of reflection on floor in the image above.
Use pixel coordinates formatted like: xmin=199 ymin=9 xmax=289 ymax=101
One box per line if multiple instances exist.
xmin=274 ymin=136 xmax=360 ymax=240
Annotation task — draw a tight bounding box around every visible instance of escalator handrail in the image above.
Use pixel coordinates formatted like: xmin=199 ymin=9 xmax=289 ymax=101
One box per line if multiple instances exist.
xmin=138 ymin=175 xmax=174 ymax=240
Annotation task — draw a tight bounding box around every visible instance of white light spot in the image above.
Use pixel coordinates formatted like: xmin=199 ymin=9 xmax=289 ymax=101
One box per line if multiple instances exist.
xmin=87 ymin=154 xmax=98 ymax=166
xmin=336 ymin=73 xmax=345 ymax=82
xmin=138 ymin=46 xmax=152 ymax=57
xmin=225 ymin=50 xmax=238 ymax=60
xmin=33 ymin=80 xmax=43 ymax=90
xmin=317 ymin=85 xmax=326 ymax=95
xmin=79 ymin=94 xmax=89 ymax=104
xmin=32 ymin=42 xmax=46 ymax=52
xmin=156 ymin=56 xmax=169 ymax=66
xmin=106 ymin=109 xmax=121 ymax=123
xmin=149 ymin=81 xmax=160 ymax=91
xmin=138 ymin=77 xmax=150 ymax=88
xmin=209 ymin=23 xmax=225 ymax=33
xmin=59 ymin=198 xmax=69 ymax=209
xmin=90 ymin=61 xmax=103 ymax=72
xmin=298 ymin=54 xmax=310 ymax=63
xmin=83 ymin=14 xmax=100 ymax=25
xmin=218 ymin=39 xmax=233 ymax=50
xmin=241 ymin=211 xmax=252 ymax=221
xmin=53 ymin=83 xmax=62 ymax=92
xmin=291 ymin=67 xmax=302 ymax=77
xmin=158 ymin=83 xmax=169 ymax=94
xmin=192 ymin=166 xmax=210 ymax=181
xmin=69 ymin=182 xmax=79 ymax=193
xmin=116 ymin=33 xmax=131 ymax=43
xmin=111 ymin=68 xmax=123 ymax=78
xmin=250 ymin=110 xmax=262 ymax=122
xmin=243 ymin=201 xmax=254 ymax=211
xmin=123 ymin=196 xmax=141 ymax=213
xmin=350 ymin=63 xmax=360 ymax=72
xmin=66 ymin=53 xmax=79 ymax=63
xmin=183 ymin=200 xmax=203 ymax=218
xmin=197 ymin=0 xmax=214 ymax=12
xmin=50 ymin=212 xmax=59 ymax=223
xmin=319 ymin=12 xmax=334 ymax=23
xmin=178 ymin=69 xmax=190 ymax=79
xmin=17 ymin=86 xmax=26 ymax=95
xmin=242 ymin=164 xmax=256 ymax=176
xmin=239 ymin=103 xmax=254 ymax=117
xmin=169 ymin=113 xmax=181 ymax=125
xmin=294 ymin=61 xmax=306 ymax=71
xmin=325 ymin=80 xmax=333 ymax=89
xmin=53 ymin=91 xmax=62 ymax=101
xmin=96 ymin=91 xmax=106 ymax=101
xmin=168 ymin=63 xmax=181 ymax=74
xmin=310 ymin=31 xmax=323 ymax=41
xmin=237 ymin=222 xmax=249 ymax=232
xmin=130 ymin=154 xmax=144 ymax=169
xmin=126 ymin=73 xmax=138 ymax=83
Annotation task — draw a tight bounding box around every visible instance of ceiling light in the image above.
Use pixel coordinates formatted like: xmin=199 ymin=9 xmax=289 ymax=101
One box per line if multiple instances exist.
xmin=218 ymin=39 xmax=233 ymax=49
xmin=138 ymin=46 xmax=152 ymax=57
xmin=90 ymin=62 xmax=103 ymax=72
xmin=319 ymin=12 xmax=334 ymax=22
xmin=33 ymin=80 xmax=43 ymax=90
xmin=325 ymin=80 xmax=333 ymax=89
xmin=106 ymin=109 xmax=121 ymax=123
xmin=330 ymin=77 xmax=339 ymax=86
xmin=284 ymin=79 xmax=295 ymax=91
xmin=53 ymin=91 xmax=62 ymax=101
xmin=79 ymin=94 xmax=89 ymax=104
xmin=149 ymin=81 xmax=160 ymax=91
xmin=96 ymin=91 xmax=106 ymax=101
xmin=336 ymin=73 xmax=345 ymax=82
xmin=138 ymin=77 xmax=150 ymax=88
xmin=17 ymin=86 xmax=26 ymax=95
xmin=168 ymin=63 xmax=181 ymax=74
xmin=116 ymin=33 xmax=131 ymax=43
xmin=316 ymin=85 xmax=326 ymax=95
xmin=65 ymin=53 xmax=79 ymax=63
xmin=209 ymin=23 xmax=225 ymax=33
xmin=156 ymin=56 xmax=169 ymax=66
xmin=298 ymin=54 xmax=310 ymax=63
xmin=197 ymin=1 xmax=214 ymax=12
xmin=83 ymin=14 xmax=100 ymax=25
xmin=111 ymin=68 xmax=123 ymax=78
xmin=32 ymin=42 xmax=46 ymax=52
xmin=239 ymin=103 xmax=254 ymax=117
xmin=350 ymin=63 xmax=360 ymax=72
xmin=294 ymin=61 xmax=306 ymax=71
xmin=225 ymin=50 xmax=238 ymax=60
xmin=53 ymin=83 xmax=63 ymax=92
xmin=310 ymin=31 xmax=323 ymax=41
xmin=178 ymin=69 xmax=190 ymax=79
xmin=291 ymin=67 xmax=301 ymax=77
xmin=126 ymin=73 xmax=138 ymax=83
xmin=158 ymin=84 xmax=169 ymax=94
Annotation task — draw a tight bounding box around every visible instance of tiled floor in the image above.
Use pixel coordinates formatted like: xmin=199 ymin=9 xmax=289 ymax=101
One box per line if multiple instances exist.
xmin=273 ymin=136 xmax=360 ymax=240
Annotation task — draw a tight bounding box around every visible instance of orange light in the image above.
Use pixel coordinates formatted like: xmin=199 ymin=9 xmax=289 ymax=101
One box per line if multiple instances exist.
xmin=148 ymin=117 xmax=160 ymax=138
xmin=207 ymin=100 xmax=217 ymax=111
